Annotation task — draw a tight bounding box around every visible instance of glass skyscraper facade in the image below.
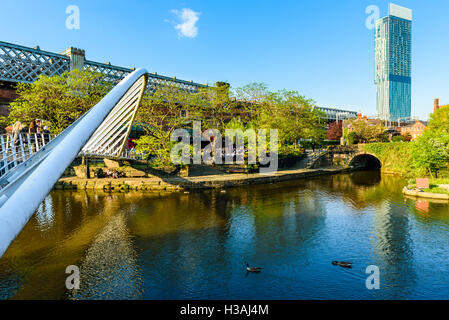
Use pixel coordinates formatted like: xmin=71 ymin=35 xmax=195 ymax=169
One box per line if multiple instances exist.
xmin=375 ymin=4 xmax=412 ymax=122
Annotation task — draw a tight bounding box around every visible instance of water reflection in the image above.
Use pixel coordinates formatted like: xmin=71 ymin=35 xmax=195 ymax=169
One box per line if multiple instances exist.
xmin=70 ymin=213 xmax=143 ymax=300
xmin=1 ymin=172 xmax=449 ymax=299
xmin=372 ymin=202 xmax=416 ymax=299
xmin=0 ymin=191 xmax=143 ymax=299
xmin=349 ymin=170 xmax=381 ymax=186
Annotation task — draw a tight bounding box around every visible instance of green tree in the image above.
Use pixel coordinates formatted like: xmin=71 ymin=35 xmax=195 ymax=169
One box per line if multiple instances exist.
xmin=392 ymin=135 xmax=405 ymax=142
xmin=199 ymin=83 xmax=236 ymax=132
xmin=134 ymin=84 xmax=204 ymax=167
xmin=233 ymin=82 xmax=269 ymax=119
xmin=411 ymin=107 xmax=449 ymax=177
xmin=428 ymin=106 xmax=449 ymax=132
xmin=8 ymin=70 xmax=112 ymax=133
xmin=348 ymin=119 xmax=385 ymax=143
xmin=347 ymin=131 xmax=359 ymax=145
xmin=254 ymin=89 xmax=325 ymax=145
xmin=411 ymin=129 xmax=449 ymax=177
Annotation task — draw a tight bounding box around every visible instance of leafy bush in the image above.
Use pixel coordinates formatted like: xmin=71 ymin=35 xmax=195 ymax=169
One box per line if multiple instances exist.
xmin=347 ymin=132 xmax=359 ymax=145
xmin=409 ymin=106 xmax=449 ymax=177
xmin=392 ymin=135 xmax=405 ymax=142
xmin=322 ymin=140 xmax=340 ymax=147
xmin=411 ymin=125 xmax=449 ymax=178
xmin=279 ymin=144 xmax=304 ymax=158
xmin=8 ymin=70 xmax=112 ymax=133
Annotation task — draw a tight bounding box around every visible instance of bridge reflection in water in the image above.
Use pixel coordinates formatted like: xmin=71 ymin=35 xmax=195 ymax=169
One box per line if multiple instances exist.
xmin=1 ymin=172 xmax=449 ymax=300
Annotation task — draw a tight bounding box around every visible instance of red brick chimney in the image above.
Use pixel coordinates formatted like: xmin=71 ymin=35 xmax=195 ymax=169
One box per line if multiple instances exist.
xmin=434 ymin=98 xmax=440 ymax=113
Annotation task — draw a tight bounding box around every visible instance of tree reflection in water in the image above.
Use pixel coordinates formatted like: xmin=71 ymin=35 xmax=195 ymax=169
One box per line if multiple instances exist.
xmin=1 ymin=172 xmax=449 ymax=299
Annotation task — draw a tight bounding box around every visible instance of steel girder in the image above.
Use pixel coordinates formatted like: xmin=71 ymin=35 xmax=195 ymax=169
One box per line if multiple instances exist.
xmin=0 ymin=41 xmax=70 ymax=83
xmin=0 ymin=41 xmax=207 ymax=92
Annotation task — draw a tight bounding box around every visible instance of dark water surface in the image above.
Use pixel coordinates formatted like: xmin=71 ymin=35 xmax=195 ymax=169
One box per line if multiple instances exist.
xmin=1 ymin=171 xmax=449 ymax=300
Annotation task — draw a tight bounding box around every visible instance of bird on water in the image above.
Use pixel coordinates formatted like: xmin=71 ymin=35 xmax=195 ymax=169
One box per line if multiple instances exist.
xmin=332 ymin=261 xmax=353 ymax=268
xmin=246 ymin=262 xmax=262 ymax=273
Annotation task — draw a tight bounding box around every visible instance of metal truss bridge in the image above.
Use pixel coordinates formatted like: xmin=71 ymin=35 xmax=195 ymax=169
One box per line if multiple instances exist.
xmin=0 ymin=68 xmax=148 ymax=258
xmin=315 ymin=106 xmax=358 ymax=121
xmin=0 ymin=40 xmax=207 ymax=92
xmin=0 ymin=40 xmax=359 ymax=121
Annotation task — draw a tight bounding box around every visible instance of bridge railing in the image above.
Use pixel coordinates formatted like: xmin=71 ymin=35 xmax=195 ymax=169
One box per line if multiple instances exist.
xmin=80 ymin=149 xmax=147 ymax=161
xmin=0 ymin=133 xmax=57 ymax=177
xmin=0 ymin=131 xmax=147 ymax=178
xmin=121 ymin=148 xmax=147 ymax=160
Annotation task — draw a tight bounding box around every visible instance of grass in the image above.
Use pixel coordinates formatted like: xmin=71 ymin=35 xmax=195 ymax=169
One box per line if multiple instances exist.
xmin=407 ymin=180 xmax=449 ymax=195
xmin=422 ymin=185 xmax=449 ymax=195
xmin=408 ymin=178 xmax=449 ymax=185
xmin=428 ymin=178 xmax=449 ymax=185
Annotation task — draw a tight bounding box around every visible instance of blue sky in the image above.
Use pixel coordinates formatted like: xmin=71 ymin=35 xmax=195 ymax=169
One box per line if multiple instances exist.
xmin=1 ymin=0 xmax=448 ymax=120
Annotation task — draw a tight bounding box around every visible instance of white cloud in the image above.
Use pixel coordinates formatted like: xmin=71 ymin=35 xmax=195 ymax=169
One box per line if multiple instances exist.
xmin=171 ymin=8 xmax=200 ymax=38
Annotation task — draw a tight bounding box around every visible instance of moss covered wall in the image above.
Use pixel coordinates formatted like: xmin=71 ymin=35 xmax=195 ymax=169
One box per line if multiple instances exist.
xmin=361 ymin=142 xmax=413 ymax=176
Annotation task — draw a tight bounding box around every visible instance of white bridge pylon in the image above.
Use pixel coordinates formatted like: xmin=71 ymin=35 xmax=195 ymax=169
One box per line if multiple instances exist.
xmin=0 ymin=68 xmax=148 ymax=258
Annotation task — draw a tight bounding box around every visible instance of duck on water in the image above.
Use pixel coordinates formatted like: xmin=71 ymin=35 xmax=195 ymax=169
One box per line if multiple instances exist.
xmin=332 ymin=261 xmax=353 ymax=268
xmin=246 ymin=262 xmax=262 ymax=273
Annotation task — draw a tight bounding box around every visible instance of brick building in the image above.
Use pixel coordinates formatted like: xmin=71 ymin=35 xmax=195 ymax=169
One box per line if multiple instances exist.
xmin=397 ymin=98 xmax=449 ymax=141
xmin=433 ymin=98 xmax=448 ymax=113
xmin=0 ymin=82 xmax=18 ymax=116
xmin=398 ymin=120 xmax=427 ymax=140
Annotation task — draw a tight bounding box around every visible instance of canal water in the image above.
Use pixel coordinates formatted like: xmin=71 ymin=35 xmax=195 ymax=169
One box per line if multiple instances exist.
xmin=1 ymin=171 xmax=449 ymax=300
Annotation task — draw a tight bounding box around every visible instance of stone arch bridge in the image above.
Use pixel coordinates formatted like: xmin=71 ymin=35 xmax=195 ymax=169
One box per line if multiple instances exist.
xmin=305 ymin=146 xmax=382 ymax=170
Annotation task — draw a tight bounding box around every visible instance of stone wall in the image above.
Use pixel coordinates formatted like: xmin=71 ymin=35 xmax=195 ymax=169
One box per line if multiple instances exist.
xmin=56 ymin=167 xmax=354 ymax=192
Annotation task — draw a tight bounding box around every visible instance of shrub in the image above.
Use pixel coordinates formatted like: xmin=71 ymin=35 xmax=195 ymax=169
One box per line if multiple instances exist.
xmin=392 ymin=135 xmax=405 ymax=142
xmin=347 ymin=132 xmax=359 ymax=145
xmin=411 ymin=129 xmax=449 ymax=178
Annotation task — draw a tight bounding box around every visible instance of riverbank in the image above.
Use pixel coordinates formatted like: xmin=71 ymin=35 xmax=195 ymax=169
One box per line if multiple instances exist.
xmin=402 ymin=179 xmax=449 ymax=200
xmin=402 ymin=187 xmax=449 ymax=200
xmin=56 ymin=166 xmax=354 ymax=192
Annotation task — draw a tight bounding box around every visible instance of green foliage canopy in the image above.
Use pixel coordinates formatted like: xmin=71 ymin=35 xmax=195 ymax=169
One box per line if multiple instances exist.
xmin=411 ymin=108 xmax=449 ymax=177
xmin=8 ymin=70 xmax=112 ymax=133
xmin=347 ymin=119 xmax=385 ymax=143
xmin=134 ymin=84 xmax=205 ymax=167
xmin=243 ymin=86 xmax=325 ymax=145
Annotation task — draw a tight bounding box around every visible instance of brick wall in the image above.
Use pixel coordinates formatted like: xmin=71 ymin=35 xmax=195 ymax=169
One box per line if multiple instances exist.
xmin=0 ymin=88 xmax=18 ymax=102
xmin=0 ymin=88 xmax=17 ymax=117
xmin=0 ymin=104 xmax=9 ymax=116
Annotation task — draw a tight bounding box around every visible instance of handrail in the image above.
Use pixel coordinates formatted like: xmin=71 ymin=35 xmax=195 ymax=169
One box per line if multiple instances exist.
xmin=0 ymin=133 xmax=56 ymax=177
